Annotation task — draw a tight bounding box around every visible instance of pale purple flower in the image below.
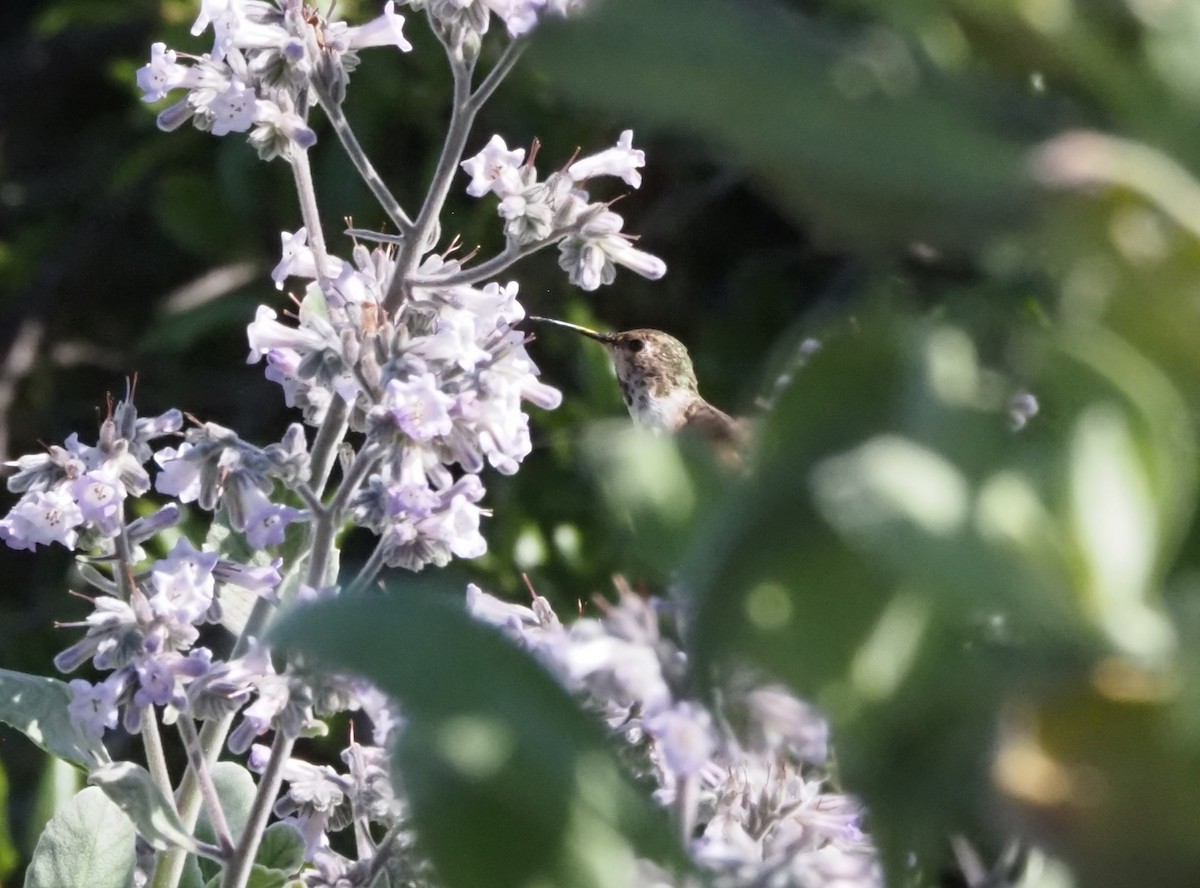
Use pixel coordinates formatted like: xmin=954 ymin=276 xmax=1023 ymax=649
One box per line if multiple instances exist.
xmin=461 ymin=135 xmax=526 ymax=198
xmin=378 ymin=374 xmax=455 ymax=441
xmin=72 ymin=465 xmax=127 ymax=536
xmin=5 ymin=443 xmax=86 ymax=495
xmin=406 ymin=308 xmax=491 ymax=370
xmin=68 ymin=677 xmax=121 ymax=740
xmin=645 ymin=702 xmax=718 ymax=777
xmin=236 ymin=482 xmax=305 ymax=548
xmin=245 ymin=305 xmax=327 ymax=361
xmin=149 ymin=536 xmax=219 ymax=626
xmin=567 ymin=130 xmax=645 ymax=188
xmin=126 ymin=503 xmax=183 ymax=545
xmin=137 ymin=42 xmax=189 ymax=102
xmin=746 ymin=685 xmax=829 ymax=763
xmin=213 ymin=557 xmax=284 ymax=600
xmin=563 ymin=631 xmax=672 ymax=714
xmin=190 ymin=0 xmax=233 ymax=37
xmin=54 ymin=596 xmax=143 ymax=673
xmin=433 ymin=491 xmax=487 ymax=559
xmin=206 ymin=77 xmax=258 ymax=136
xmin=154 ymin=443 xmax=203 ymax=503
xmin=600 ymin=235 xmax=667 ymax=280
xmin=342 ymin=1 xmax=413 ymax=51
xmin=558 ymin=233 xmax=666 ymax=291
xmin=253 ymin=98 xmax=317 ymax=150
xmin=133 ymin=657 xmax=179 ymax=709
xmin=229 ymin=670 xmax=291 ymax=753
xmin=466 ymin=582 xmax=539 ymax=631
xmin=0 ymin=487 xmax=84 ymax=552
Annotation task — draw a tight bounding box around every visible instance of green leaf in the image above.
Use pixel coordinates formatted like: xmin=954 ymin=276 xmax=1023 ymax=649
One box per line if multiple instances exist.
xmin=205 ymin=511 xmax=270 ymax=636
xmin=24 ymin=786 xmax=135 ymax=888
xmin=88 ymin=761 xmax=201 ymax=855
xmin=0 ymin=669 xmax=108 ymax=771
xmin=684 ymin=311 xmax=1104 ymax=875
xmin=204 ymin=865 xmax=291 ymax=888
xmin=271 ymin=587 xmax=685 ymax=888
xmin=27 ymin=757 xmax=83 ymax=862
xmin=255 ymin=822 xmax=305 ymax=874
xmin=530 ymin=0 xmax=1032 ymax=251
xmin=180 ymin=854 xmax=206 ymax=888
xmin=0 ymin=758 xmax=18 ymax=882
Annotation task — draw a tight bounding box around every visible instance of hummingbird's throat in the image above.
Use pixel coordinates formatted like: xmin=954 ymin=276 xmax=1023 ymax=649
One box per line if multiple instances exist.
xmin=620 ymin=381 xmax=696 ymax=433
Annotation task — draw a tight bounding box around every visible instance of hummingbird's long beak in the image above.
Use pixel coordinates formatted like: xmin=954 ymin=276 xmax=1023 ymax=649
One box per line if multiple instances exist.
xmin=526 ymin=316 xmax=617 ymax=344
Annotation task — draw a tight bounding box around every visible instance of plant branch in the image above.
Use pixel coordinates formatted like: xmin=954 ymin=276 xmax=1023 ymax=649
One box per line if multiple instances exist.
xmin=408 ymin=234 xmax=563 ymax=288
xmin=290 ymin=149 xmax=332 ymax=286
xmin=346 ymin=538 xmax=389 ymax=596
xmin=221 ymin=730 xmax=297 ymax=888
xmin=383 ymin=27 xmax=477 ymax=314
xmin=140 ymin=708 xmax=173 ymax=800
xmin=178 ymin=717 xmax=236 ymax=857
xmin=153 ymin=710 xmax=238 ymax=888
xmin=362 ymin=824 xmax=405 ymax=888
xmin=315 ymin=86 xmax=415 ymax=233
xmin=467 ymin=38 xmax=528 ymax=113
xmin=308 ymin=396 xmax=351 ymax=498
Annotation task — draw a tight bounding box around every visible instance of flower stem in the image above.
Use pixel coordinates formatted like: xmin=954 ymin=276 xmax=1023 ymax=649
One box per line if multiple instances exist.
xmin=178 ymin=717 xmax=236 ymax=856
xmin=140 ymin=707 xmax=172 ymax=799
xmin=316 ymin=86 xmax=414 ymax=232
xmin=307 ymin=396 xmax=351 ymax=498
xmin=384 ymin=30 xmax=477 ymax=313
xmin=290 ymin=149 xmax=332 ymax=286
xmin=408 ymin=234 xmax=562 ymax=288
xmin=220 ymin=730 xmax=296 ymax=888
xmin=346 ymin=537 xmax=388 ymax=595
xmin=467 ymin=38 xmax=528 ymax=113
xmin=152 ymin=710 xmax=237 ymax=888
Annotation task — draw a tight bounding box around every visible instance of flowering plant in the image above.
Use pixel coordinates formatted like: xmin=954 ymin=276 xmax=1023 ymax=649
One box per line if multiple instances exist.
xmin=0 ymin=3 xmax=884 ymax=888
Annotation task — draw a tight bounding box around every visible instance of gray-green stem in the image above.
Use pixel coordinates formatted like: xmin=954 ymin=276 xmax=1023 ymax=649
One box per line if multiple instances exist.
xmin=316 ymin=86 xmax=414 ymax=232
xmin=408 ymin=233 xmax=562 ymax=288
xmin=178 ymin=717 xmax=236 ymax=856
xmin=140 ymin=707 xmax=173 ymax=802
xmin=307 ymin=396 xmax=351 ymax=498
xmin=220 ymin=730 xmax=297 ymax=888
xmin=290 ymin=149 xmax=331 ymax=282
xmin=383 ymin=44 xmax=475 ymax=314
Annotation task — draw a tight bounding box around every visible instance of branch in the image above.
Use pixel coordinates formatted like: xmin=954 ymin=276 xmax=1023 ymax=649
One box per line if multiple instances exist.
xmin=316 ymin=86 xmax=415 ymax=233
xmin=408 ymin=234 xmax=564 ymax=289
xmin=178 ymin=717 xmax=236 ymax=857
xmin=220 ymin=731 xmax=297 ymax=888
xmin=467 ymin=38 xmax=528 ymax=113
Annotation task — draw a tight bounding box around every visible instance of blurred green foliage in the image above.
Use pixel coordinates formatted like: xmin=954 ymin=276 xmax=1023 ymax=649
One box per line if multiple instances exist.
xmin=272 ymin=587 xmax=686 ymax=888
xmin=7 ymin=0 xmax=1200 ymax=884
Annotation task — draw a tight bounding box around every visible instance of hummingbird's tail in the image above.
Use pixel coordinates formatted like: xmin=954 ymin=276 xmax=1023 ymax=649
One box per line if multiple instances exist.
xmin=526 ymin=316 xmax=617 ymax=344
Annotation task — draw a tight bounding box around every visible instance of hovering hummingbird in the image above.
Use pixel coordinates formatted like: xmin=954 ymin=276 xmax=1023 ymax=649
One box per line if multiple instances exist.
xmin=526 ymin=317 xmax=749 ymax=464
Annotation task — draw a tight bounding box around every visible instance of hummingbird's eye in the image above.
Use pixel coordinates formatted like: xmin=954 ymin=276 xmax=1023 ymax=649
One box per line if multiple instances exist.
xmin=627 ymin=339 xmax=645 ymax=353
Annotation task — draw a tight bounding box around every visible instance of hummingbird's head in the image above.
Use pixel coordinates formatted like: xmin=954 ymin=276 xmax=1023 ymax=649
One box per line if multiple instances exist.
xmin=603 ymin=329 xmax=697 ymax=400
xmin=526 ymin=317 xmax=699 ymax=424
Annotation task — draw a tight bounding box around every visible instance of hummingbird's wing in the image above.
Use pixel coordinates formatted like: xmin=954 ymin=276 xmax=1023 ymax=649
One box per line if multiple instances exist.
xmin=679 ymin=400 xmax=750 ymax=468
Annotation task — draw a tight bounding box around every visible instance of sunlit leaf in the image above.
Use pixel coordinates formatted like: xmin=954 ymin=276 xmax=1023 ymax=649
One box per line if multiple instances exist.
xmin=24 ymin=787 xmax=135 ymax=888
xmin=0 ymin=669 xmax=108 ymax=772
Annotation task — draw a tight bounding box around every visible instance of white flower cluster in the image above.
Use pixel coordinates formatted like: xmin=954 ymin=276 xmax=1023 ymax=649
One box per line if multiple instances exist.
xmin=461 ymin=131 xmax=668 ymax=290
xmin=136 ymin=1 xmax=590 ymax=158
xmin=248 ymin=230 xmax=561 ymax=570
xmin=413 ymin=0 xmax=589 ymax=58
xmin=467 ymin=583 xmax=884 ymax=888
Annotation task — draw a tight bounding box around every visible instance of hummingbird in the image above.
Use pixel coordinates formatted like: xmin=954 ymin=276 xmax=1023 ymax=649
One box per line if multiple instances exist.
xmin=526 ymin=317 xmax=749 ymax=464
